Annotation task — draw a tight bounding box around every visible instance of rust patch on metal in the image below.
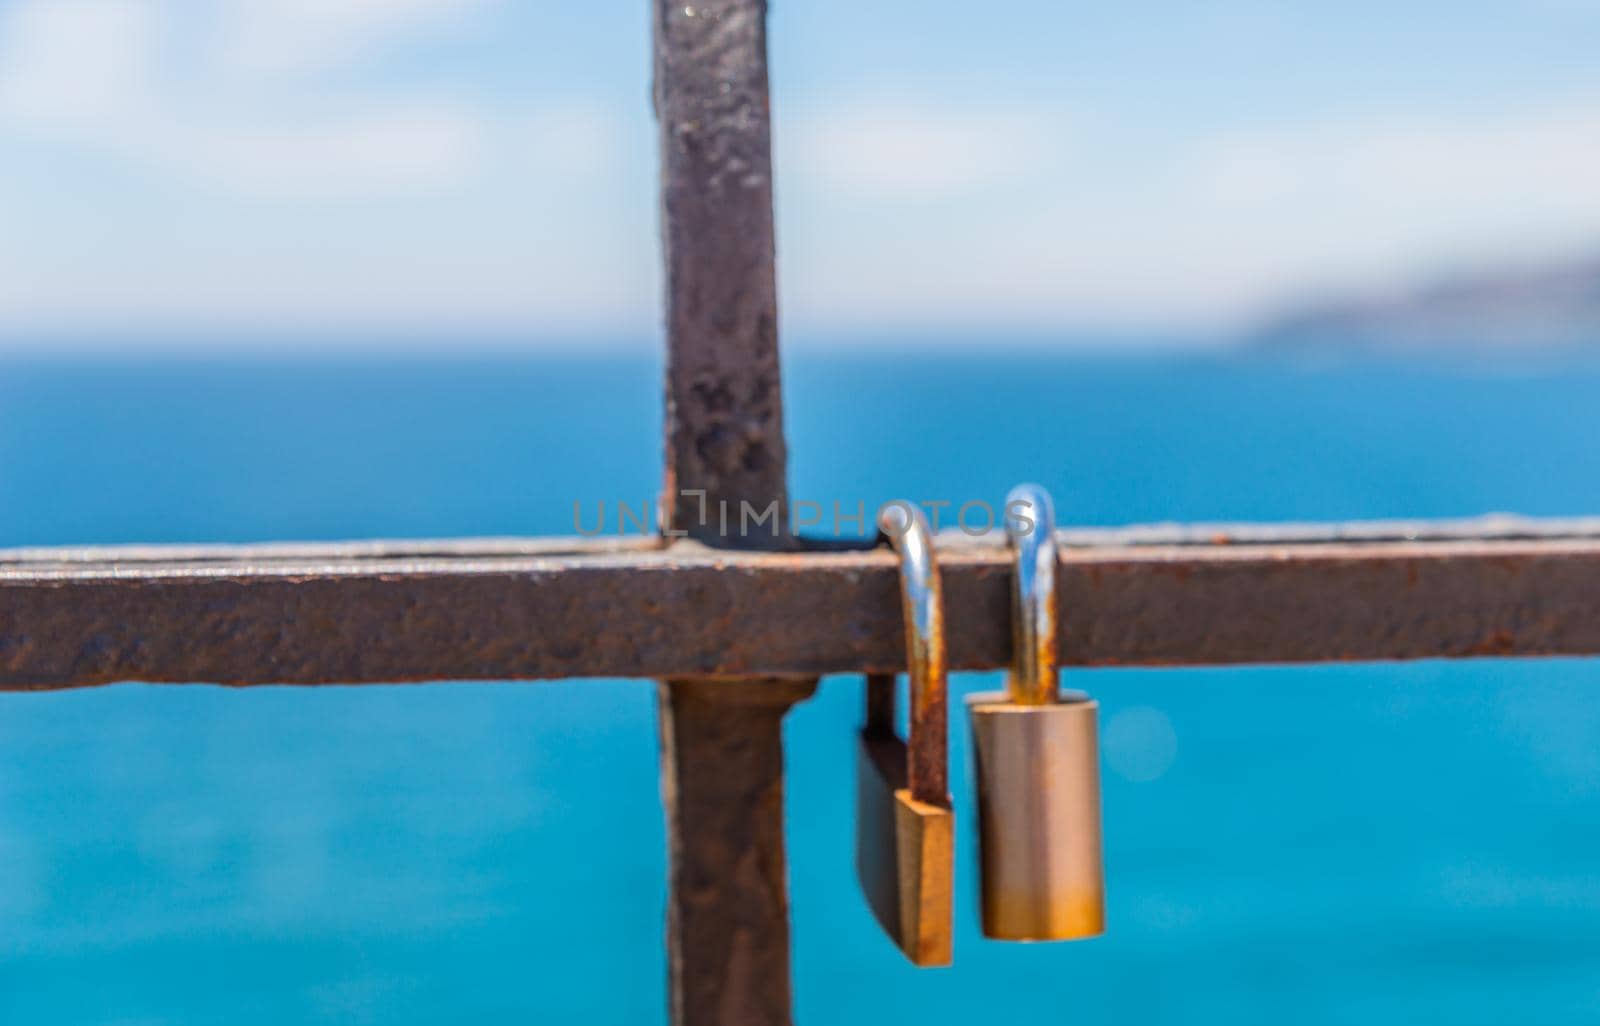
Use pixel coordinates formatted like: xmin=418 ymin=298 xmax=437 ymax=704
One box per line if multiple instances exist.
xmin=1464 ymin=630 xmax=1517 ymax=656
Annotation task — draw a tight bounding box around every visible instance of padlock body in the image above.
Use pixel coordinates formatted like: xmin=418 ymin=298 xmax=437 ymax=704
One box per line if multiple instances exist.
xmin=968 ymin=691 xmax=1104 ymax=941
xmin=856 ymin=731 xmax=954 ymax=967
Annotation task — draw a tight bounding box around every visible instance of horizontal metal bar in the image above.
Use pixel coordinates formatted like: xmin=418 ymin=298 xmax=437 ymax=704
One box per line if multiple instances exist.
xmin=3 ymin=516 xmax=1600 ymax=690
xmin=7 ymin=514 xmax=1600 ymax=568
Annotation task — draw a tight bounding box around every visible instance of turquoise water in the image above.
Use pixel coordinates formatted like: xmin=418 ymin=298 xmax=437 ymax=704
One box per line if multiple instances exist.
xmin=3 ymin=352 xmax=1600 ymax=1023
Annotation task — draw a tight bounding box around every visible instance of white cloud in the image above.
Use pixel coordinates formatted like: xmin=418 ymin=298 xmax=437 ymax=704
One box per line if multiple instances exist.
xmin=174 ymin=105 xmax=486 ymax=200
xmin=216 ymin=0 xmax=492 ymax=77
xmin=0 ymin=0 xmax=643 ymax=339
xmin=525 ymin=102 xmax=620 ymax=180
xmin=1162 ymin=105 xmax=1600 ymax=309
xmin=1193 ymin=110 xmax=1600 ymax=248
xmin=5 ymin=2 xmax=1600 ymax=342
xmin=782 ymin=98 xmax=1600 ymax=334
xmin=0 ymin=0 xmax=490 ymax=200
xmin=0 ymin=0 xmax=158 ymax=129
xmin=792 ymin=103 xmax=1057 ymax=202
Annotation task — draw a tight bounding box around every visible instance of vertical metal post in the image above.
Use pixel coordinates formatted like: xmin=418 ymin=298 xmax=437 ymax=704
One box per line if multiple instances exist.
xmin=653 ymin=2 xmax=815 ymax=1025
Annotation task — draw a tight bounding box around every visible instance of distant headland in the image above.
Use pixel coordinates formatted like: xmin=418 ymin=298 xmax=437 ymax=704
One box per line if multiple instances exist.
xmin=1253 ymin=254 xmax=1600 ymax=356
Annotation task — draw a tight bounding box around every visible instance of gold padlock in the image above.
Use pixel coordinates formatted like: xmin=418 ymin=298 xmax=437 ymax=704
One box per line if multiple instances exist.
xmin=856 ymin=501 xmax=954 ymax=967
xmin=968 ymin=483 xmax=1105 ymax=942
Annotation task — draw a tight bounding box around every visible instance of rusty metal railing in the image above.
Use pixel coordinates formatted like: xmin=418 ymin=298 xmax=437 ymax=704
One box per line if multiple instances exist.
xmin=8 ymin=2 xmax=1600 ymax=1024
xmin=5 ymin=520 xmax=1600 ymax=689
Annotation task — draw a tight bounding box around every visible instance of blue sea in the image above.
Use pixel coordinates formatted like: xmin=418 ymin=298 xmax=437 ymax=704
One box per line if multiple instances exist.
xmin=3 ymin=351 xmax=1600 ymax=1024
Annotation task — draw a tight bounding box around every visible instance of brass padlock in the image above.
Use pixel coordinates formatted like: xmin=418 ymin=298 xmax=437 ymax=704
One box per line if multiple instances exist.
xmin=856 ymin=501 xmax=954 ymax=967
xmin=968 ymin=483 xmax=1105 ymax=942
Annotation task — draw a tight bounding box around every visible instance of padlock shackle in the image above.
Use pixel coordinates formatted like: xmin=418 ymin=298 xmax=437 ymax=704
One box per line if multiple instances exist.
xmin=1006 ymin=483 xmax=1059 ymax=705
xmin=877 ymin=502 xmax=948 ymax=806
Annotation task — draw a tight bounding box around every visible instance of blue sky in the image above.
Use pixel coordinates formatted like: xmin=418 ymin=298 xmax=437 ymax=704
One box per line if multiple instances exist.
xmin=2 ymin=0 xmax=1599 ymax=348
